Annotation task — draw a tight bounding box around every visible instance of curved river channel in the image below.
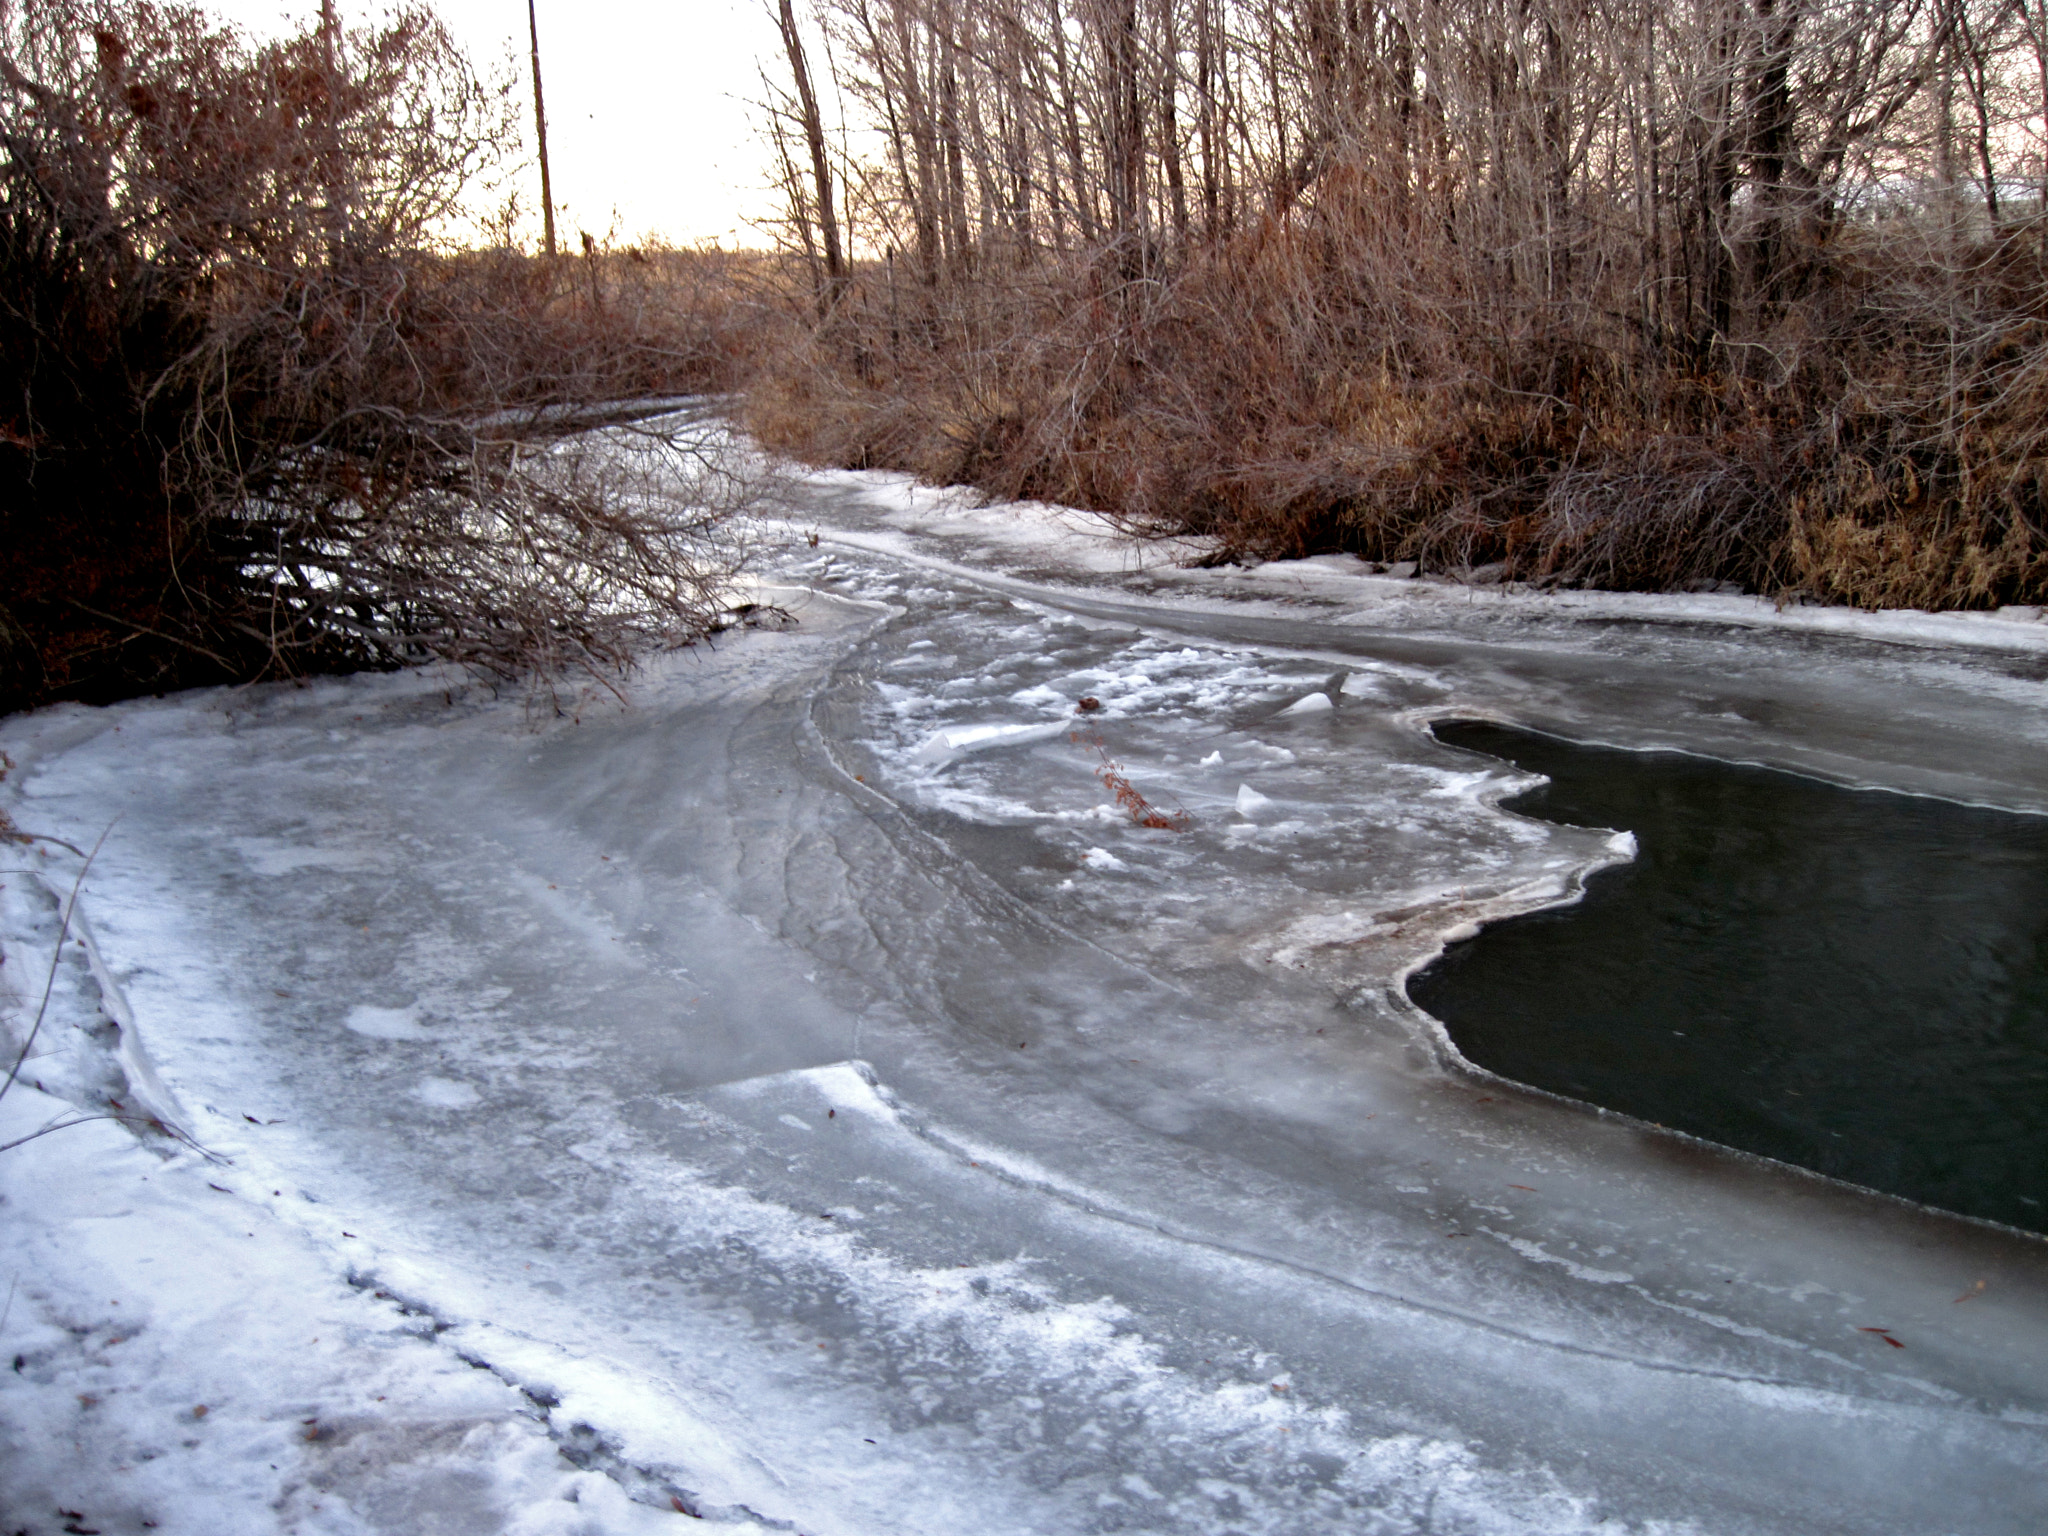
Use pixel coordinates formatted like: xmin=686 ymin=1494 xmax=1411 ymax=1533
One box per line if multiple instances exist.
xmin=5 ymin=455 xmax=2048 ymax=1533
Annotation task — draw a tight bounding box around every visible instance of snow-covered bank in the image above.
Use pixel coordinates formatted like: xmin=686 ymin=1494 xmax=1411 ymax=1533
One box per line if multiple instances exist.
xmin=0 ymin=1077 xmax=746 ymax=1536
xmin=4 ymin=459 xmax=2048 ymax=1534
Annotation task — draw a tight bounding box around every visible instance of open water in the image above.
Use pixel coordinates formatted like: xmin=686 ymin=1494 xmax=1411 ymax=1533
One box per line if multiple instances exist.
xmin=1412 ymin=719 xmax=2048 ymax=1233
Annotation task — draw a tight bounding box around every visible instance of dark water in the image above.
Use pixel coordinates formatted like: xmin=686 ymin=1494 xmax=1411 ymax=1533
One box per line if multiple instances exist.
xmin=1408 ymin=721 xmax=2048 ymax=1234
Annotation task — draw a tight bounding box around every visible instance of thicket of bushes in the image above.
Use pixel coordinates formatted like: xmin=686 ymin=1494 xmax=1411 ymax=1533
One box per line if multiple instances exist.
xmin=749 ymin=0 xmax=2048 ymax=609
xmin=0 ymin=0 xmax=763 ymax=716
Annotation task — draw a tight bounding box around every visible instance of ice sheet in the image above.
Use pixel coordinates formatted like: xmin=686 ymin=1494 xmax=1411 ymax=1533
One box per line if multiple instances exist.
xmin=4 ymin=459 xmax=2048 ymax=1533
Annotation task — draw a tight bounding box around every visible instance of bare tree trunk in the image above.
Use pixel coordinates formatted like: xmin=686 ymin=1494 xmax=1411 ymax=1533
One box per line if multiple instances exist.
xmin=776 ymin=0 xmax=847 ymax=317
xmin=1194 ymin=0 xmax=1221 ymax=235
xmin=1096 ymin=0 xmax=1144 ymax=247
xmin=1746 ymin=0 xmax=1800 ymax=312
xmin=1159 ymin=0 xmax=1188 ymax=242
xmin=1051 ymin=2 xmax=1101 ymax=242
xmin=318 ymin=0 xmax=348 ymax=263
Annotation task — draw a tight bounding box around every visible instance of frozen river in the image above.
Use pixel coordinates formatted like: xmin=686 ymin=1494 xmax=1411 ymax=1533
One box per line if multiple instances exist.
xmin=5 ymin=460 xmax=2048 ymax=1534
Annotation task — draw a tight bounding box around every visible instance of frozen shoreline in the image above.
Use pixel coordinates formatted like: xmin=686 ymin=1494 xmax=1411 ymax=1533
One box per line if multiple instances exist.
xmin=786 ymin=464 xmax=2048 ymax=654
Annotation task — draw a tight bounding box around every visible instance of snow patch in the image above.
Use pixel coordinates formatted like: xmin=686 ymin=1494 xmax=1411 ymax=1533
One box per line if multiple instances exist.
xmin=346 ymin=1003 xmax=432 ymax=1040
xmin=413 ymin=1076 xmax=482 ymax=1109
xmin=798 ymin=1061 xmax=898 ymax=1122
xmin=1491 ymin=1232 xmax=1636 ymax=1284
xmin=0 ymin=1080 xmax=754 ymax=1536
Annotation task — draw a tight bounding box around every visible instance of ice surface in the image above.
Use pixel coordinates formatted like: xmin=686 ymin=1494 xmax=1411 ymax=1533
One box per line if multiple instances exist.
xmin=4 ymin=449 xmax=2048 ymax=1532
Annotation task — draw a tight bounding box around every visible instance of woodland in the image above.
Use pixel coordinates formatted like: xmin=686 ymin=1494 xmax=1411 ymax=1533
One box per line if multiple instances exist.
xmin=11 ymin=0 xmax=2048 ymax=714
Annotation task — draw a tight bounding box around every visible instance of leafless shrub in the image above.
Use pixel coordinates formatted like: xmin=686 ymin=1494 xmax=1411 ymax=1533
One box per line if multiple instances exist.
xmin=239 ymin=416 xmax=761 ymax=688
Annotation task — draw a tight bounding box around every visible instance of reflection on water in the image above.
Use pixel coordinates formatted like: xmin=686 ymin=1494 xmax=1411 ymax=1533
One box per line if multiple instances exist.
xmin=1409 ymin=720 xmax=2048 ymax=1234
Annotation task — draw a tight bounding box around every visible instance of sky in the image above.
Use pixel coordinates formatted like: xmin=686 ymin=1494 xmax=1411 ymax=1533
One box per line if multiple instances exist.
xmin=207 ymin=0 xmax=786 ymax=248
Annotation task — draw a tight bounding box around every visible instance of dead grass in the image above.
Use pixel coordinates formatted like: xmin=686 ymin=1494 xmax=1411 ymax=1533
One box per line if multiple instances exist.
xmin=744 ymin=213 xmax=2048 ymax=612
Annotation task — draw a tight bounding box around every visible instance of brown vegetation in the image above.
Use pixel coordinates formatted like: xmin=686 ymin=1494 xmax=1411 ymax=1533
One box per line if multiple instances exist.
xmin=0 ymin=0 xmax=764 ymax=717
xmin=1074 ymin=729 xmax=1195 ymax=828
xmin=751 ymin=0 xmax=2048 ymax=609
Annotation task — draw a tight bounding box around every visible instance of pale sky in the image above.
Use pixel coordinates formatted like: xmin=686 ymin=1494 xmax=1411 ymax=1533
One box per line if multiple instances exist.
xmin=207 ymin=0 xmax=785 ymax=247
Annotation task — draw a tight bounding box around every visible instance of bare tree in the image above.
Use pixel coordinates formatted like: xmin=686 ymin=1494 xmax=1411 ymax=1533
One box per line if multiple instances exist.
xmin=776 ymin=0 xmax=849 ymax=314
xmin=528 ymin=0 xmax=556 ymax=258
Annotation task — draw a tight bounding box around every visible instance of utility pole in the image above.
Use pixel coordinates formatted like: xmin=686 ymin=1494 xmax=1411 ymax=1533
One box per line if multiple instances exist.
xmin=319 ymin=0 xmax=345 ymax=261
xmin=527 ymin=0 xmax=555 ymax=257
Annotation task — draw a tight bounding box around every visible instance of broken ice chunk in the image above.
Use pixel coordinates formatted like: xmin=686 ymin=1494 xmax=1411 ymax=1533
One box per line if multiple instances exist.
xmin=909 ymin=720 xmax=1069 ymax=766
xmin=1280 ymin=692 xmax=1334 ymax=715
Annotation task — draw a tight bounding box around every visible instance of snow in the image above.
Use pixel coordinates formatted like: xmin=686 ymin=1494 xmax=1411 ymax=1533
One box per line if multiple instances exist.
xmin=0 ymin=1080 xmax=757 ymax=1536
xmin=4 ymin=430 xmax=2048 ymax=1532
xmin=346 ymin=1004 xmax=434 ymax=1041
xmin=413 ymin=1076 xmax=484 ymax=1109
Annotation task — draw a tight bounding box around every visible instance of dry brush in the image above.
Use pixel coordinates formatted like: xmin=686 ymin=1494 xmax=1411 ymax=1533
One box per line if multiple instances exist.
xmin=750 ymin=0 xmax=2048 ymax=608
